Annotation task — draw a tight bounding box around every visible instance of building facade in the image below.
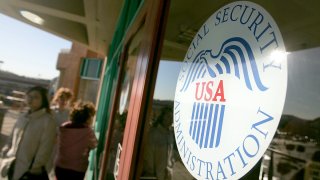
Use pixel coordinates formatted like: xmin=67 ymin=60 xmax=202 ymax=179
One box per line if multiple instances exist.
xmin=56 ymin=43 xmax=104 ymax=103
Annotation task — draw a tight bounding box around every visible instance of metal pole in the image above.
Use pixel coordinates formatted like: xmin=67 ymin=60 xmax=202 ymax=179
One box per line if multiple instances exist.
xmin=268 ymin=151 xmax=274 ymax=180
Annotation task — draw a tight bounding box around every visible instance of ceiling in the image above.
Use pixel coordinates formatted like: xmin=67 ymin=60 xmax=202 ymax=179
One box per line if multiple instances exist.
xmin=0 ymin=0 xmax=124 ymax=55
xmin=0 ymin=0 xmax=319 ymax=59
xmin=162 ymin=0 xmax=320 ymax=60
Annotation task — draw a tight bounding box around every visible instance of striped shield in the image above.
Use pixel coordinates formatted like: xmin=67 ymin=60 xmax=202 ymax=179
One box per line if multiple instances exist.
xmin=189 ymin=102 xmax=225 ymax=149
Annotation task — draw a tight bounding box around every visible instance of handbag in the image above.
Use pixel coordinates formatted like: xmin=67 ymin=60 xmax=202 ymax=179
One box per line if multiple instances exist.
xmin=20 ymin=167 xmax=48 ymax=180
xmin=19 ymin=146 xmax=49 ymax=180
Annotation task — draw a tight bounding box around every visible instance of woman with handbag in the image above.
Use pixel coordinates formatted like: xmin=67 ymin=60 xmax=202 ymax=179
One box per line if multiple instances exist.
xmin=0 ymin=86 xmax=56 ymax=180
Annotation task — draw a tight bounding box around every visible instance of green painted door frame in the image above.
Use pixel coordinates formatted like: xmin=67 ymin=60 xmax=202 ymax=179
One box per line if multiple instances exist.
xmin=87 ymin=0 xmax=143 ymax=179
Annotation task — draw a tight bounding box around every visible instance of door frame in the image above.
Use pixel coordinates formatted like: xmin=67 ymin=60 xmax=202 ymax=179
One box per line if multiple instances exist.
xmin=118 ymin=0 xmax=170 ymax=179
xmin=98 ymin=0 xmax=170 ymax=179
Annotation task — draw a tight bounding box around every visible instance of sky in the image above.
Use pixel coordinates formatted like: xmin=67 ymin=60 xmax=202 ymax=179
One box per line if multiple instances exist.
xmin=0 ymin=13 xmax=71 ymax=80
xmin=154 ymin=60 xmax=181 ymax=100
xmin=283 ymin=47 xmax=320 ymax=120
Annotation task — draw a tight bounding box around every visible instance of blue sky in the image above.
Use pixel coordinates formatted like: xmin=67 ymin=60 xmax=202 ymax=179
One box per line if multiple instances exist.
xmin=154 ymin=60 xmax=181 ymax=100
xmin=0 ymin=13 xmax=71 ymax=79
xmin=284 ymin=47 xmax=320 ymax=120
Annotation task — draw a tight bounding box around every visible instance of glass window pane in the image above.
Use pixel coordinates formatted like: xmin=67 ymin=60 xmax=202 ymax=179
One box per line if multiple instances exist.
xmin=261 ymin=47 xmax=320 ymax=180
xmin=139 ymin=1 xmax=320 ymax=180
xmin=86 ymin=59 xmax=100 ymax=78
xmin=81 ymin=58 xmax=102 ymax=79
xmin=141 ymin=60 xmax=193 ymax=180
xmin=105 ymin=29 xmax=142 ymax=179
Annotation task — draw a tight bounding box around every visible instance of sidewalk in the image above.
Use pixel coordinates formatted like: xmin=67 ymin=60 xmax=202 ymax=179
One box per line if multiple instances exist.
xmin=0 ymin=109 xmax=19 ymax=150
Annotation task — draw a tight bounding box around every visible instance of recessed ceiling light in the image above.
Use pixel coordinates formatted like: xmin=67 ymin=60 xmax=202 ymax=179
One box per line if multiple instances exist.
xmin=20 ymin=10 xmax=44 ymax=25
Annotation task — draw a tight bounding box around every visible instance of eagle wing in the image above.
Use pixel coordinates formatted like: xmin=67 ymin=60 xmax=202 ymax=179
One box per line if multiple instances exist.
xmin=180 ymin=50 xmax=211 ymax=92
xmin=180 ymin=37 xmax=267 ymax=92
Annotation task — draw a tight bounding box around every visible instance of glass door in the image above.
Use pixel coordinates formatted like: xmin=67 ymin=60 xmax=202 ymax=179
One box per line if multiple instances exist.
xmin=103 ymin=27 xmax=142 ymax=179
xmin=100 ymin=0 xmax=170 ymax=179
xmin=136 ymin=0 xmax=320 ymax=180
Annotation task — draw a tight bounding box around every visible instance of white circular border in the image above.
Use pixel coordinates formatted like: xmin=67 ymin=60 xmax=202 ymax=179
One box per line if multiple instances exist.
xmin=174 ymin=1 xmax=287 ymax=179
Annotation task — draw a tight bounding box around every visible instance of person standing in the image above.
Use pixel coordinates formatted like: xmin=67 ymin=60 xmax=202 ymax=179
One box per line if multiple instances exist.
xmin=47 ymin=87 xmax=73 ymax=180
xmin=55 ymin=101 xmax=97 ymax=180
xmin=51 ymin=87 xmax=73 ymax=127
xmin=143 ymin=106 xmax=175 ymax=180
xmin=0 ymin=86 xmax=57 ymax=180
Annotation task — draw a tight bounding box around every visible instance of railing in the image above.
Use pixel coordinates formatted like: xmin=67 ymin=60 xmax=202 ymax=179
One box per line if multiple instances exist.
xmin=260 ymin=148 xmax=320 ymax=180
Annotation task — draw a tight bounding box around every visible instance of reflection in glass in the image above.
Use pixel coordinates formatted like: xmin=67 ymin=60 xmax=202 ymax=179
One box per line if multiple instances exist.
xmin=105 ymin=39 xmax=141 ymax=179
xmin=142 ymin=106 xmax=175 ymax=179
xmin=261 ymin=47 xmax=320 ymax=180
xmin=140 ymin=60 xmax=193 ymax=180
xmin=142 ymin=46 xmax=320 ymax=180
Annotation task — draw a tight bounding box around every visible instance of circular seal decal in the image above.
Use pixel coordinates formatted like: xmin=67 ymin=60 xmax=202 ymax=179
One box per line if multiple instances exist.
xmin=174 ymin=1 xmax=287 ymax=179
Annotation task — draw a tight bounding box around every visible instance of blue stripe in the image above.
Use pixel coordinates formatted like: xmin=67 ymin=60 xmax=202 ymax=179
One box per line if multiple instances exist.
xmin=215 ymin=63 xmax=223 ymax=74
xmin=192 ymin=103 xmax=200 ymax=140
xmin=245 ymin=43 xmax=268 ymax=91
xmin=180 ymin=50 xmax=204 ymax=91
xmin=220 ymin=56 xmax=230 ymax=74
xmin=209 ymin=104 xmax=219 ymax=148
xmin=204 ymin=104 xmax=214 ymax=148
xmin=189 ymin=102 xmax=197 ymax=136
xmin=199 ymin=103 xmax=209 ymax=148
xmin=207 ymin=66 xmax=216 ymax=78
xmin=232 ymin=37 xmax=267 ymax=91
xmin=224 ymin=37 xmax=268 ymax=91
xmin=197 ymin=64 xmax=205 ymax=79
xmin=190 ymin=61 xmax=202 ymax=87
xmin=201 ymin=69 xmax=206 ymax=78
xmin=225 ymin=49 xmax=240 ymax=78
xmin=191 ymin=61 xmax=204 ymax=83
xmin=180 ymin=59 xmax=197 ymax=91
xmin=195 ymin=103 xmax=204 ymax=144
xmin=229 ymin=45 xmax=252 ymax=90
xmin=215 ymin=105 xmax=225 ymax=147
